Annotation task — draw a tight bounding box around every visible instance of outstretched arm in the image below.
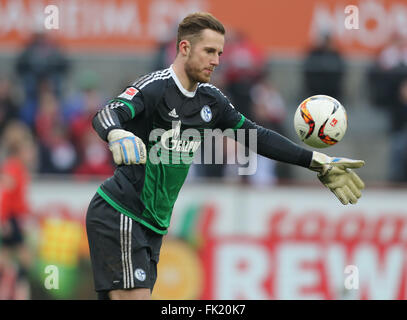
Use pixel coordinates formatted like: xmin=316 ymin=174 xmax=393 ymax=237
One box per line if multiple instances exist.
xmin=217 ymin=104 xmax=365 ymax=205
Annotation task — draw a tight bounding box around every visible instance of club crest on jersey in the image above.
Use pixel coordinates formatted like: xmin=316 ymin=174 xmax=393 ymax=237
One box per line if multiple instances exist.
xmin=200 ymin=105 xmax=212 ymax=122
xmin=135 ymin=268 xmax=146 ymax=282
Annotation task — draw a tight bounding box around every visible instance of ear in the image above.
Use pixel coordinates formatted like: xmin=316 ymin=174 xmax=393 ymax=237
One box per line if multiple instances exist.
xmin=178 ymin=39 xmax=191 ymax=57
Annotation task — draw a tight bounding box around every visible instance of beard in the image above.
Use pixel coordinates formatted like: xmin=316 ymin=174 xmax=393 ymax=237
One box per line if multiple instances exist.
xmin=184 ymin=56 xmax=211 ymax=84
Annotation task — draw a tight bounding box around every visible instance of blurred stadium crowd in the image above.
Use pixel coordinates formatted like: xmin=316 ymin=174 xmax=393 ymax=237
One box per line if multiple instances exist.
xmin=1 ymin=33 xmax=114 ymax=179
xmin=1 ymin=29 xmax=407 ymax=184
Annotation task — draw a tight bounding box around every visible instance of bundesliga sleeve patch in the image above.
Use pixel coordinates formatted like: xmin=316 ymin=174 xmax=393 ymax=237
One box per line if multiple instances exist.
xmin=118 ymin=87 xmax=139 ymax=100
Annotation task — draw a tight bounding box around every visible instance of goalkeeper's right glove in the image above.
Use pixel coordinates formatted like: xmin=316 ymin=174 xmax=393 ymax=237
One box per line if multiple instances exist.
xmin=309 ymin=151 xmax=365 ymax=205
xmin=107 ymin=129 xmax=147 ymax=165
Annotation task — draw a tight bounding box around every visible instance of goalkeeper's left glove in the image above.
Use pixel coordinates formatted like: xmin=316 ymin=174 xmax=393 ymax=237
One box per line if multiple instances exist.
xmin=309 ymin=151 xmax=365 ymax=205
xmin=107 ymin=129 xmax=147 ymax=165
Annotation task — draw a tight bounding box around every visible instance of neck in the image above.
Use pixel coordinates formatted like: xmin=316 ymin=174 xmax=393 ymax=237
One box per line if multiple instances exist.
xmin=172 ymin=58 xmax=198 ymax=92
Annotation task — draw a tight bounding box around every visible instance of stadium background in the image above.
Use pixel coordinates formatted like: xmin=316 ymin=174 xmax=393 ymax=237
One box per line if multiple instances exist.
xmin=0 ymin=0 xmax=406 ymax=299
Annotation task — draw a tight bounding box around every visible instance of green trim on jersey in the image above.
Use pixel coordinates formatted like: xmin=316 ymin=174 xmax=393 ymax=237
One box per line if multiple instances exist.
xmin=112 ymin=98 xmax=136 ymax=119
xmin=233 ymin=114 xmax=246 ymax=130
xmin=96 ymin=186 xmax=168 ymax=235
xmin=140 ymin=158 xmax=191 ymax=232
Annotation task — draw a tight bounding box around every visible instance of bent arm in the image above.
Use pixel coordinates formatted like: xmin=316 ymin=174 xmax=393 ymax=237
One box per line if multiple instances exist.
xmin=92 ymin=87 xmax=145 ymax=141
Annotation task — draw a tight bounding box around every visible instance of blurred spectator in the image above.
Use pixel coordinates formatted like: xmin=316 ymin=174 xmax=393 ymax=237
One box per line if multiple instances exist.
xmin=0 ymin=121 xmax=37 ymax=299
xmin=388 ymin=77 xmax=407 ymax=182
xmin=15 ymin=32 xmax=69 ymax=127
xmin=64 ymin=71 xmax=114 ymax=178
xmin=366 ymin=34 xmax=407 ymax=182
xmin=63 ymin=70 xmax=101 ymax=124
xmin=221 ymin=30 xmax=266 ymax=119
xmin=250 ymin=71 xmax=286 ymax=134
xmin=0 ymin=76 xmax=20 ymax=136
xmin=377 ymin=33 xmax=407 ymax=71
xmin=152 ymin=35 xmax=177 ymax=71
xmin=248 ymin=70 xmax=289 ymax=185
xmin=152 ymin=23 xmax=178 ymax=71
xmin=73 ymin=130 xmax=114 ymax=180
xmin=35 ymin=90 xmax=77 ymax=174
xmin=303 ymin=32 xmax=345 ymax=100
xmin=367 ymin=34 xmax=407 ymax=108
xmin=64 ymin=71 xmax=105 ymax=146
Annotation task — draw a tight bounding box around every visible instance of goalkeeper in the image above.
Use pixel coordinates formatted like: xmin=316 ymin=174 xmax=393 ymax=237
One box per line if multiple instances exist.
xmin=86 ymin=12 xmax=365 ymax=300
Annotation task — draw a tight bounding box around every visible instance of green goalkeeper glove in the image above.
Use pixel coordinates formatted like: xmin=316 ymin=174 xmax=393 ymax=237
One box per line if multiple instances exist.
xmin=309 ymin=151 xmax=365 ymax=205
xmin=107 ymin=129 xmax=147 ymax=165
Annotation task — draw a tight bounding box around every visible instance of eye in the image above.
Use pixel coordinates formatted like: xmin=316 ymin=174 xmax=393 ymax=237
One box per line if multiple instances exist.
xmin=205 ymin=47 xmax=219 ymax=54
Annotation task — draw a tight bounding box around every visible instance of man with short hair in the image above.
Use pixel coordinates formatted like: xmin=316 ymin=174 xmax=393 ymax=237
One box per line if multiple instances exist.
xmin=86 ymin=12 xmax=365 ymax=300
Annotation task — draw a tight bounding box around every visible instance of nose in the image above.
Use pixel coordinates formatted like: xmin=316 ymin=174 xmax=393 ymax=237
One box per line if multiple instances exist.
xmin=211 ymin=55 xmax=220 ymax=67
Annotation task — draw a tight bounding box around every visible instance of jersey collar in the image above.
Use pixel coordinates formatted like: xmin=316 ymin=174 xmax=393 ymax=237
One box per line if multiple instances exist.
xmin=170 ymin=65 xmax=198 ymax=98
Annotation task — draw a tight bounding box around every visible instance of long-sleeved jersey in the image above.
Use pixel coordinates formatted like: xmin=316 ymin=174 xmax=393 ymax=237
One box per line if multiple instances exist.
xmin=92 ymin=65 xmax=313 ymax=234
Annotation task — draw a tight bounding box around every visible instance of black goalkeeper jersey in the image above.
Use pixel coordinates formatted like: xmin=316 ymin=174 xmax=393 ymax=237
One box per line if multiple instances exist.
xmin=92 ymin=66 xmax=312 ymax=234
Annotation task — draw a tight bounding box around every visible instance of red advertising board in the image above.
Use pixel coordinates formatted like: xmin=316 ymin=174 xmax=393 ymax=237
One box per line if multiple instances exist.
xmin=157 ymin=185 xmax=407 ymax=300
xmin=0 ymin=0 xmax=406 ymax=56
xmin=28 ymin=181 xmax=407 ymax=299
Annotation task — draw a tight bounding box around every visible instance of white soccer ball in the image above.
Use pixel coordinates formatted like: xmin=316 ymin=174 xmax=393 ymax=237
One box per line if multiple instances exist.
xmin=294 ymin=95 xmax=348 ymax=148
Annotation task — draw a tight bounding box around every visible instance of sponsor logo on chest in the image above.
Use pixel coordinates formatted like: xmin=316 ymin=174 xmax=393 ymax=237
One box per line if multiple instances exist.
xmin=160 ymin=121 xmax=201 ymax=153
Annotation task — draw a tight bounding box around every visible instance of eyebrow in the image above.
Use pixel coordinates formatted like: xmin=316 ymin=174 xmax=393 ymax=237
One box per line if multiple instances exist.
xmin=204 ymin=46 xmax=223 ymax=55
